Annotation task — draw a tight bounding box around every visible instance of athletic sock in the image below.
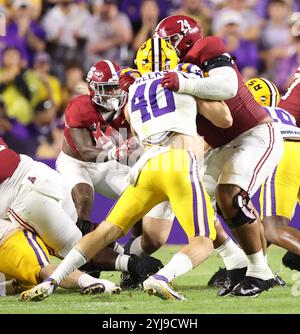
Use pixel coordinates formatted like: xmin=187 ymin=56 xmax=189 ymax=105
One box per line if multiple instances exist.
xmin=115 ymin=254 xmax=130 ymax=272
xmin=129 ymin=236 xmax=147 ymax=256
xmin=246 ymin=250 xmax=274 ymax=280
xmin=50 ymin=247 xmax=87 ymax=285
xmin=154 ymin=253 xmax=193 ymax=282
xmin=215 ymin=238 xmax=248 ymax=270
xmin=113 ymin=242 xmax=124 ymax=254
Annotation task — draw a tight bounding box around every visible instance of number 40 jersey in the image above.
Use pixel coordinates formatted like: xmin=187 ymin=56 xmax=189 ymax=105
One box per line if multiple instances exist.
xmin=264 ymin=106 xmax=300 ymax=141
xmin=127 ymin=71 xmax=198 ymax=144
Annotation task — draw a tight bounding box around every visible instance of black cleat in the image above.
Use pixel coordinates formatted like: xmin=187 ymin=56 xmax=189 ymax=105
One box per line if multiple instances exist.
xmin=217 ymin=267 xmax=247 ymax=296
xmin=120 ymin=272 xmax=141 ymax=290
xmin=230 ymin=276 xmax=275 ymax=297
xmin=207 ymin=267 xmax=227 ymax=288
xmin=282 ymin=251 xmax=300 ymax=271
xmin=120 ymin=255 xmax=163 ymax=290
xmin=273 ymin=273 xmax=286 ymax=287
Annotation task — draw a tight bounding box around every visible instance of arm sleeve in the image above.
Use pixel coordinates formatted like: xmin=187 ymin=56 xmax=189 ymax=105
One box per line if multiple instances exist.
xmin=177 ymin=66 xmax=238 ymax=100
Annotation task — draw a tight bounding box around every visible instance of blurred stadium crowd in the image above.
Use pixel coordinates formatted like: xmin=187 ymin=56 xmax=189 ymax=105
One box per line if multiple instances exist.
xmin=0 ymin=0 xmax=300 ymax=159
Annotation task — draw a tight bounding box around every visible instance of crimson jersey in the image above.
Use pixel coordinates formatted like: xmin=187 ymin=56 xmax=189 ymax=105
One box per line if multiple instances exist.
xmin=184 ymin=36 xmax=269 ymax=148
xmin=64 ymin=95 xmax=130 ymax=159
xmin=278 ymin=69 xmax=300 ymax=127
xmin=0 ymin=137 xmax=20 ymax=183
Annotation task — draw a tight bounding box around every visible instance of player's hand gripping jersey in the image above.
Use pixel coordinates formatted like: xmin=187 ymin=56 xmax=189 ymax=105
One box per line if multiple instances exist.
xmin=263 ymin=106 xmax=300 ymax=140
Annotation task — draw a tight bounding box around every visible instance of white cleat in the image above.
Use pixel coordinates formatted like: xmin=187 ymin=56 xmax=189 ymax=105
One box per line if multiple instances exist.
xmin=143 ymin=275 xmax=186 ymax=301
xmin=81 ymin=279 xmax=121 ymax=295
xmin=20 ymin=279 xmax=57 ymax=302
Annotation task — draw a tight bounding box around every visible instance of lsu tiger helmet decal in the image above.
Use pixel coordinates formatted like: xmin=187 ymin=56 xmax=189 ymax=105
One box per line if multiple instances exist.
xmin=246 ymin=77 xmax=280 ymax=108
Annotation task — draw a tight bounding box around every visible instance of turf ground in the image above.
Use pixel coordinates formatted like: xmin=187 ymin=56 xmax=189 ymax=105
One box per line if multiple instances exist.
xmin=1 ymin=245 xmax=300 ymax=314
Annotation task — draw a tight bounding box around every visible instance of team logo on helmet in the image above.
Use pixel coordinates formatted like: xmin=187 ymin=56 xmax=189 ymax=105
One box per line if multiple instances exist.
xmin=135 ymin=37 xmax=178 ymax=75
xmin=86 ymin=60 xmax=127 ymax=112
xmin=246 ymin=78 xmax=280 ymax=108
xmin=154 ymin=15 xmax=203 ymax=58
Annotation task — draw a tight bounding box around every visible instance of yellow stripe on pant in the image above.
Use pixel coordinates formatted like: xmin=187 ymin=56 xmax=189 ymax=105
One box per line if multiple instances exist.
xmin=260 ymin=141 xmax=300 ymax=220
xmin=0 ymin=230 xmax=50 ymax=286
xmin=106 ymin=149 xmax=216 ymax=240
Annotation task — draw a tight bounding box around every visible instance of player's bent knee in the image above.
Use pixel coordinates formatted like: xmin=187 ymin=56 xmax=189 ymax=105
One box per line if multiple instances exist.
xmin=220 ymin=190 xmax=256 ymax=229
xmin=142 ymin=235 xmax=165 ymax=254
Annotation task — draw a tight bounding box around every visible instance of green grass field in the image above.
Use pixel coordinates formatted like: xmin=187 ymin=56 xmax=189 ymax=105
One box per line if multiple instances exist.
xmin=1 ymin=245 xmax=300 ymax=314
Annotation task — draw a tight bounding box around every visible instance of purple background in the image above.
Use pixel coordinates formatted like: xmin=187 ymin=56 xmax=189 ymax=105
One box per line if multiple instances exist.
xmin=42 ymin=159 xmax=300 ymax=244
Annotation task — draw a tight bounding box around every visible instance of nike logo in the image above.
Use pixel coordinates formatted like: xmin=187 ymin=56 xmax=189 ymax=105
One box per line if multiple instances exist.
xmin=239 ymin=286 xmax=260 ymax=295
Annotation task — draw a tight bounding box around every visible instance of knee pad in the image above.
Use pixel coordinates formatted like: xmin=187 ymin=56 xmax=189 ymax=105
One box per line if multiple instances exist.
xmin=219 ymin=190 xmax=256 ymax=229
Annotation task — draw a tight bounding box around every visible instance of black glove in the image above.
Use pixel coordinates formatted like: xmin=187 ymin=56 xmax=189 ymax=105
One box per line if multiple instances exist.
xmin=76 ymin=219 xmax=98 ymax=235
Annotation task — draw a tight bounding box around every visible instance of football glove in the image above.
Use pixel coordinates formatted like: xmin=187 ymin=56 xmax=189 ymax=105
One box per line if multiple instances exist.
xmin=118 ymin=66 xmax=141 ymax=92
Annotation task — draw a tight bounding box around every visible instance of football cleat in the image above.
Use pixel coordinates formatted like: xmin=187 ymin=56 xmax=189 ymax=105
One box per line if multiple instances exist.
xmin=282 ymin=251 xmax=300 ymax=271
xmin=230 ymin=276 xmax=275 ymax=297
xmin=143 ymin=274 xmax=186 ymax=301
xmin=217 ymin=267 xmax=247 ymax=296
xmin=1 ymin=278 xmax=25 ymax=296
xmin=128 ymin=254 xmax=163 ymax=282
xmin=207 ymin=267 xmax=227 ymax=288
xmin=20 ymin=278 xmax=57 ymax=302
xmin=120 ymin=254 xmax=163 ymax=290
xmin=273 ymin=273 xmax=286 ymax=287
xmin=81 ymin=279 xmax=121 ymax=295
xmin=120 ymin=272 xmax=141 ymax=290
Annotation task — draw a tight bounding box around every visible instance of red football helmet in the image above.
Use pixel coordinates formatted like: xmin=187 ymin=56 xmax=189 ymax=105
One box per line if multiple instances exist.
xmin=86 ymin=60 xmax=127 ymax=111
xmin=154 ymin=15 xmax=203 ymax=59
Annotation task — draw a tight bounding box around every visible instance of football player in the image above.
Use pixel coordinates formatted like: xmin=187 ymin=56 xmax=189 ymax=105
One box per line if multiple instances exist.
xmin=278 ymin=68 xmax=300 ymax=270
xmin=20 ymin=37 xmax=233 ymax=302
xmin=249 ymin=77 xmax=300 ymax=246
xmin=279 ymin=67 xmax=300 ymax=126
xmin=0 ymin=137 xmax=119 ymax=296
xmin=247 ymin=78 xmax=300 ymax=268
xmin=56 ymin=59 xmax=167 ymax=278
xmin=125 ymin=15 xmax=284 ymax=297
xmin=207 ymin=78 xmax=300 ymax=289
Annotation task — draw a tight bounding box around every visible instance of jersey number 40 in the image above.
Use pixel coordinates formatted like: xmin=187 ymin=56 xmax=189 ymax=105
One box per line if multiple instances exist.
xmin=131 ymin=79 xmax=176 ymax=123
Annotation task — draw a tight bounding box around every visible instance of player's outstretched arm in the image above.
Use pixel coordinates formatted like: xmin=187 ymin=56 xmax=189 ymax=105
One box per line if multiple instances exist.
xmin=162 ymin=67 xmax=238 ymax=101
xmin=197 ymin=99 xmax=233 ymax=128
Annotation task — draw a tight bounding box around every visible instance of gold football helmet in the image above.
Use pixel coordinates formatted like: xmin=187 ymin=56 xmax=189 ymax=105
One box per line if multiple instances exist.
xmin=135 ymin=37 xmax=178 ymax=75
xmin=246 ymin=77 xmax=280 ymax=107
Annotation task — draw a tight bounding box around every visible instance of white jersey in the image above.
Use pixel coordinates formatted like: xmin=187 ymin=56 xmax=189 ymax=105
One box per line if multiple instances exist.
xmin=127 ymin=71 xmax=198 ymax=144
xmin=264 ymin=106 xmax=300 ymax=141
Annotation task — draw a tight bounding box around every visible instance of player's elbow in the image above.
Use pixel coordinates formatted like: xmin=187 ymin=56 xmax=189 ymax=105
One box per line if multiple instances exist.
xmin=223 ymin=83 xmax=238 ymax=99
xmin=218 ymin=102 xmax=233 ymax=128
xmin=220 ymin=73 xmax=238 ymax=99
xmin=211 ymin=66 xmax=238 ymax=100
xmin=218 ymin=113 xmax=233 ymax=128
